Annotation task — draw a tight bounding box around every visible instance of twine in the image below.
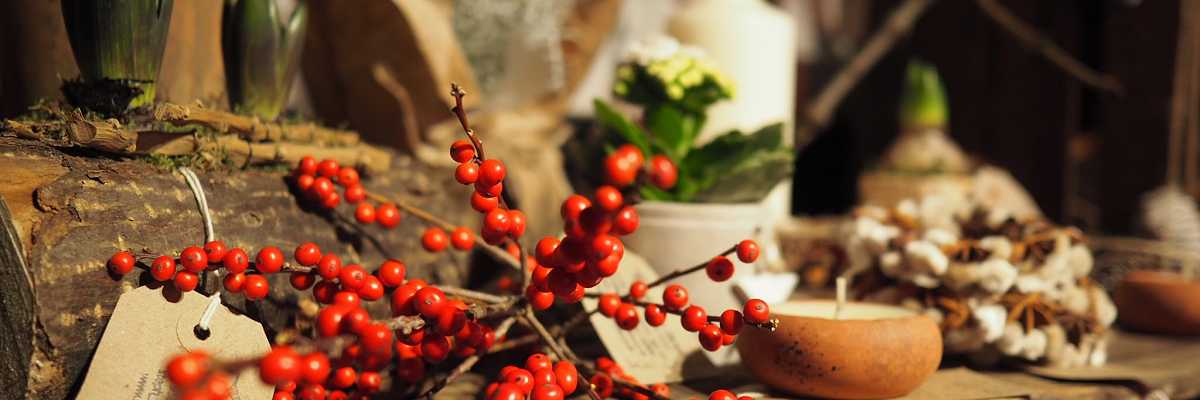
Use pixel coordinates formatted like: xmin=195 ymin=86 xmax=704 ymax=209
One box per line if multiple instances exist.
xmin=179 ymin=167 xmax=222 ymax=336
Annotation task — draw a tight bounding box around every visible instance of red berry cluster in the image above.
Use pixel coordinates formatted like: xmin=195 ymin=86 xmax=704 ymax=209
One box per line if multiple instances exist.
xmin=589 ymin=357 xmax=670 ymax=399
xmin=482 ymin=353 xmax=580 ymax=400
xmin=603 ymin=144 xmax=677 ymax=190
xmin=291 ymin=156 xmax=402 ymax=228
xmin=523 ymin=184 xmax=640 ymax=309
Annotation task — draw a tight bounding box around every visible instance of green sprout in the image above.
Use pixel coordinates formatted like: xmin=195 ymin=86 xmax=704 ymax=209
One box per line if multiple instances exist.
xmin=223 ymin=0 xmax=307 ymax=120
xmin=60 ymin=0 xmax=175 ymax=114
xmin=899 ymin=59 xmax=948 ymax=128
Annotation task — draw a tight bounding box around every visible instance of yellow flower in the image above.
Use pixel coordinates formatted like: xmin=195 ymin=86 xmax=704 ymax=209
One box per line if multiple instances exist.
xmin=667 ymin=84 xmax=684 ymax=100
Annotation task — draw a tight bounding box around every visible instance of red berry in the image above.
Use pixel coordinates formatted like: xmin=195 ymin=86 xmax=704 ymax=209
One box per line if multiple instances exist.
xmin=336 ymin=167 xmax=360 ymax=187
xmin=591 ymin=373 xmax=614 ymax=398
xmin=222 ymin=248 xmax=249 ymax=274
xmin=166 ymin=351 xmax=209 ymax=387
xmin=526 ymin=286 xmax=555 ymax=310
xmin=244 ymin=275 xmax=270 ymax=300
xmin=260 ymin=346 xmax=302 ymax=385
xmin=256 ymin=246 xmax=285 ymax=273
xmin=455 ymin=162 xmax=479 ymax=185
xmin=595 ymin=357 xmax=616 ymax=372
xmin=709 ymin=389 xmax=737 ymax=400
xmin=290 ymin=272 xmax=316 ymax=290
xmin=612 ymin=206 xmax=639 ymax=236
xmin=591 ymin=253 xmax=620 ymax=277
xmin=450 ymin=227 xmax=474 ymax=250
xmin=341 ymin=306 xmax=371 ymax=335
xmin=615 ymin=303 xmax=639 ymax=330
xmin=413 ymin=287 xmax=447 ymax=318
xmin=358 ymin=371 xmax=382 ymax=393
xmin=224 ymin=272 xmax=246 ymax=292
xmin=331 ymin=367 xmax=356 ymax=388
xmin=490 ymin=383 xmax=526 ymax=400
xmin=547 ymin=269 xmax=578 ymax=298
xmin=294 ymin=174 xmax=314 ymax=192
xmin=604 ymin=146 xmax=642 ymax=187
xmin=376 ymin=259 xmax=406 ymax=287
xmin=358 ymin=323 xmax=394 ymax=354
xmin=736 ymin=240 xmax=760 ymax=263
xmin=204 ymin=240 xmax=229 ymax=262
xmin=705 ymin=256 xmax=735 ymax=282
xmin=508 ymin=209 xmax=527 ymax=237
xmin=469 ymin=191 xmax=498 ymax=213
xmin=317 ymin=159 xmax=340 ymax=178
xmin=376 ymin=203 xmax=402 ymax=228
xmin=309 ymin=177 xmax=334 ymax=199
xmin=395 ymin=357 xmax=426 ymax=383
xmin=577 ymin=207 xmax=612 ymax=236
xmin=720 ymin=309 xmax=744 ymax=335
xmin=320 ymin=191 xmax=341 ymax=209
xmin=449 ymin=140 xmax=475 ymax=163
xmin=699 ymin=323 xmax=723 ymax=351
xmin=663 ymin=284 xmax=689 ymax=310
xmin=296 ymin=384 xmax=325 ymax=400
xmin=316 ymin=305 xmax=350 ymax=337
xmin=553 ymin=361 xmax=578 ymax=394
xmin=354 ymin=203 xmax=376 ymax=224
xmin=649 ymin=155 xmax=678 ymax=189
xmin=433 ymin=307 xmax=467 ymax=336
xmin=723 ymin=333 xmax=737 ymax=346
xmin=682 ymin=305 xmax=708 ymax=332
xmin=297 ymin=156 xmax=318 ymax=176
xmin=651 ymin=383 xmax=671 ymax=397
xmin=357 ymin=275 xmax=385 ymax=300
xmin=274 ymin=391 xmax=296 ymax=400
xmin=390 ymin=283 xmax=419 ymax=316
xmin=333 ymin=290 xmax=360 ymax=307
xmin=338 ymin=264 xmax=367 ymax=290
xmin=593 ymin=185 xmax=623 ymax=211
xmin=560 ymin=195 xmax=591 ymax=222
xmin=628 ymin=281 xmax=647 ymax=300
xmin=316 ymin=254 xmax=341 ymax=280
xmin=150 ymin=256 xmax=175 ymax=282
xmin=420 ymin=335 xmax=451 ymax=363
xmin=531 ymin=384 xmax=564 ymax=400
xmin=560 ymin=284 xmax=586 ymax=304
xmin=174 ymin=271 xmax=200 ymax=292
xmin=531 ymin=367 xmax=557 ymax=387
xmin=343 ymin=184 xmax=365 ymax=204
xmin=743 ymin=299 xmax=770 ymax=324
xmin=294 ymin=243 xmax=322 ymax=266
xmin=478 ymin=159 xmax=506 ymax=186
xmin=503 ymin=368 xmax=535 ymax=394
xmin=575 ymin=266 xmax=603 ymax=288
xmin=644 ymin=303 xmax=666 ymax=326
xmin=475 ymin=181 xmax=504 ymax=198
xmin=313 ymin=280 xmax=338 ymax=304
xmin=180 ymin=246 xmax=208 ymax=273
xmin=299 ymin=352 xmax=331 ymax=385
xmin=421 ymin=227 xmax=449 ymax=252
xmin=597 ymin=293 xmax=621 ymax=317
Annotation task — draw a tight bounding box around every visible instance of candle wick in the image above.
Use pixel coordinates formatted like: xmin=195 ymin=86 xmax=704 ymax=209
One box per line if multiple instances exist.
xmin=835 ymin=277 xmax=847 ymax=320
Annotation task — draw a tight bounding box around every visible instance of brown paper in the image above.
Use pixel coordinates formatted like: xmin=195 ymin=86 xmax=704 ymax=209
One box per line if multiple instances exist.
xmin=581 ymin=252 xmax=723 ymax=384
xmin=77 ymin=286 xmax=273 ymax=399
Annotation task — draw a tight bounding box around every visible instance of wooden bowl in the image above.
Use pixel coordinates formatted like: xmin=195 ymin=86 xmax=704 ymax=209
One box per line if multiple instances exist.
xmin=1114 ymin=270 xmax=1200 ymax=335
xmin=737 ymin=300 xmax=942 ymax=399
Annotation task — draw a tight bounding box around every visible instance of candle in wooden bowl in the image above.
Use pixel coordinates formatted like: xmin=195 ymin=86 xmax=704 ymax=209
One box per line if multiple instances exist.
xmin=736 ymin=281 xmax=941 ymax=399
xmin=1114 ymin=270 xmax=1200 ymax=335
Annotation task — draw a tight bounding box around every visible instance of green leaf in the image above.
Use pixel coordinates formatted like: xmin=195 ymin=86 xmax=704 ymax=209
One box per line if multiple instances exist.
xmin=644 ymin=105 xmax=700 ymax=160
xmin=224 ymin=0 xmax=308 ymax=120
xmin=899 ymin=59 xmax=948 ymax=128
xmin=683 ymin=122 xmax=783 ymax=174
xmin=61 ymin=0 xmax=175 ymax=108
xmin=593 ymin=99 xmax=650 ymax=155
xmin=691 ymin=149 xmax=794 ymax=203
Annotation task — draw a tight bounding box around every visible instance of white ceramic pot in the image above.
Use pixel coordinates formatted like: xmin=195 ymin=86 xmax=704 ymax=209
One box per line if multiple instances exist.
xmin=623 ymin=200 xmax=766 ymax=312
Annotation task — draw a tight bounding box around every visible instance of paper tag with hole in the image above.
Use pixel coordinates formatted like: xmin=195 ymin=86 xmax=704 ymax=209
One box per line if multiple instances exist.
xmin=77 ymin=286 xmax=273 ymax=399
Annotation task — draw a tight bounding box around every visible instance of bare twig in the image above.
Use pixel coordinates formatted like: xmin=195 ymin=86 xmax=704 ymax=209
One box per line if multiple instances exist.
xmin=440 ymin=285 xmax=512 ymax=304
xmin=363 ymin=191 xmax=521 ymax=270
xmin=370 ymin=65 xmax=427 ymax=153
xmin=385 ymin=315 xmax=426 ymax=333
xmin=412 ymin=316 xmax=518 ymax=399
xmin=976 ymin=0 xmax=1123 ymax=94
xmin=151 ymin=103 xmax=362 ymax=146
xmin=644 ymin=245 xmax=737 ymax=289
xmin=522 ymin=308 xmax=603 ymax=400
xmin=804 ymin=0 xmax=936 ymax=132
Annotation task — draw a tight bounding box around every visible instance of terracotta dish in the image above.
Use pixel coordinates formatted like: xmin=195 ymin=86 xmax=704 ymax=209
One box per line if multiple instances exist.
xmin=1114 ymin=270 xmax=1200 ymax=335
xmin=737 ymin=300 xmax=942 ymax=399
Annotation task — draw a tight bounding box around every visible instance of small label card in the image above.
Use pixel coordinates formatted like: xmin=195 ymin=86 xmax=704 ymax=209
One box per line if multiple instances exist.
xmin=77 ymin=286 xmax=273 ymax=400
xmin=582 ymin=252 xmax=722 ymax=384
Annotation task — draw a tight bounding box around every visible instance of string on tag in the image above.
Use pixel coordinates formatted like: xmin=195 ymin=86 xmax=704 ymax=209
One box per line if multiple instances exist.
xmin=179 ymin=167 xmax=221 ymax=339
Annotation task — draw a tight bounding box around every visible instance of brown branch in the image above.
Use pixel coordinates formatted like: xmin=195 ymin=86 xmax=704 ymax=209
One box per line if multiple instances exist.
xmin=440 ymin=285 xmax=512 ymax=304
xmin=804 ymin=0 xmax=936 ymax=132
xmin=521 ymin=308 xmax=603 ymax=400
xmin=385 ymin=315 xmax=426 ymax=333
xmin=976 ymin=0 xmax=1123 ymax=94
xmin=644 ymin=245 xmax=736 ymax=289
xmin=363 ymin=191 xmax=521 ymax=271
xmin=370 ymin=65 xmax=427 ymax=154
xmin=151 ymin=103 xmax=361 ymax=146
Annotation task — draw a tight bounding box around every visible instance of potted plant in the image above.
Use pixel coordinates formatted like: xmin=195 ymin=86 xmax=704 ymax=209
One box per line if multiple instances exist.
xmin=60 ymin=0 xmax=175 ymax=115
xmin=591 ymin=38 xmax=793 ymax=312
xmin=223 ymin=0 xmax=308 ymax=120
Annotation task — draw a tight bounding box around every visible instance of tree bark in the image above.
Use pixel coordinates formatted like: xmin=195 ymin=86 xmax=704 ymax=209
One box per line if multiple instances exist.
xmin=0 ymin=137 xmax=476 ymax=399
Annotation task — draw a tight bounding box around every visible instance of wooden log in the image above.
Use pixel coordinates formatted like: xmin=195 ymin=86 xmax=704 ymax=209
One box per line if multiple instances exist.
xmin=0 ymin=137 xmax=477 ymax=399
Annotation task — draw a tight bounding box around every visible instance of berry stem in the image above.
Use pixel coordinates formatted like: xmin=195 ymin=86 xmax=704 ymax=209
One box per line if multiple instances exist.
xmin=643 ymin=244 xmax=737 ymax=289
xmin=412 ymin=315 xmax=518 ymax=398
xmin=384 ymin=315 xmax=425 ymax=333
xmin=364 ymin=190 xmax=521 ymax=270
xmin=520 ymin=307 xmax=603 ymax=400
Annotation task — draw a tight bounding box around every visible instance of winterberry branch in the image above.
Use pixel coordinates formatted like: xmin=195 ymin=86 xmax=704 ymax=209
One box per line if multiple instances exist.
xmin=363 ymin=191 xmax=521 ymax=270
xmin=521 ymin=308 xmax=603 ymax=400
xmin=412 ymin=315 xmax=518 ymax=399
xmin=643 ymin=244 xmax=737 ymax=289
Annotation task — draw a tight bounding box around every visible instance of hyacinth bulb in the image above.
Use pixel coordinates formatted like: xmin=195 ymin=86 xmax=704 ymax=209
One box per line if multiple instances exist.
xmin=61 ymin=0 xmax=175 ymax=112
xmin=223 ymin=0 xmax=308 ymax=120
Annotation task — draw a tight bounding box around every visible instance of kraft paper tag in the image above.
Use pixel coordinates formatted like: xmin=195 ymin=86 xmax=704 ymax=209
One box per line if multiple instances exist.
xmin=582 ymin=252 xmax=721 ymax=384
xmin=77 ymin=286 xmax=273 ymax=399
